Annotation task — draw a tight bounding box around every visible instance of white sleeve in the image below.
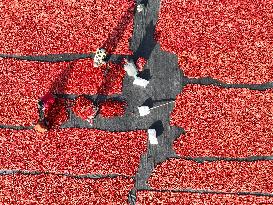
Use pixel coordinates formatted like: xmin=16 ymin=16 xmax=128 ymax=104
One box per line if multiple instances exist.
xmin=124 ymin=62 xmax=138 ymax=77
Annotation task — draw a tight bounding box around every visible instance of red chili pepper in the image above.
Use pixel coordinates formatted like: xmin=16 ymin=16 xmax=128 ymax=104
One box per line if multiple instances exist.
xmin=171 ymin=85 xmax=273 ymax=157
xmin=157 ymin=0 xmax=273 ymax=84
xmin=0 ymin=0 xmax=135 ymax=55
xmin=0 ymin=59 xmax=69 ymax=126
xmin=0 ymin=129 xmax=147 ymax=176
xmin=1 ymin=174 xmax=134 ymax=204
xmin=44 ymin=98 xmax=68 ymax=128
xmin=136 ymin=57 xmax=147 ymax=71
xmin=72 ymin=95 xmax=96 ymax=120
xmin=148 ymin=159 xmax=273 ymax=193
xmin=99 ymin=100 xmax=127 ymax=118
xmin=137 ymin=191 xmax=273 ymax=204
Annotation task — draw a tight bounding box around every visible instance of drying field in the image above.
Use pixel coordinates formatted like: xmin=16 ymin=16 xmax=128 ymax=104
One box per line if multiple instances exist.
xmin=1 ymin=0 xmax=273 ymax=204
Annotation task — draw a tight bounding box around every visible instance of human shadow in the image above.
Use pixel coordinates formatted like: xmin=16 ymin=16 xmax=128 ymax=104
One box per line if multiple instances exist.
xmin=132 ymin=21 xmax=157 ymax=62
xmin=149 ymin=120 xmax=164 ymax=137
xmin=38 ymin=61 xmax=75 ymax=129
xmin=93 ymin=4 xmax=137 ymax=107
xmin=137 ymin=69 xmax=151 ymax=80
xmin=38 ymin=4 xmax=136 ymax=129
xmin=102 ymin=4 xmax=135 ymax=57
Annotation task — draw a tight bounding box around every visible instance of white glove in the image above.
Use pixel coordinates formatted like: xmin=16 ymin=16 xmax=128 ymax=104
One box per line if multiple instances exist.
xmin=124 ymin=61 xmax=138 ymax=77
xmin=138 ymin=106 xmax=151 ymax=116
xmin=133 ymin=77 xmax=149 ymax=88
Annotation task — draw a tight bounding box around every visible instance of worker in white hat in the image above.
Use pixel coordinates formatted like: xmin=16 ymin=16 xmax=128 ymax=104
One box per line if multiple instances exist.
xmin=123 ymin=58 xmax=150 ymax=88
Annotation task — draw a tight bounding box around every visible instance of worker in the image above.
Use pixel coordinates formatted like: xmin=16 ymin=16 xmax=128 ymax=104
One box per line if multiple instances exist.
xmin=123 ymin=58 xmax=150 ymax=88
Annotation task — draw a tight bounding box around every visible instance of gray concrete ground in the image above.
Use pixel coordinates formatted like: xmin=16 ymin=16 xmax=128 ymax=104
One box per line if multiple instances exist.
xmin=60 ymin=0 xmax=185 ymax=192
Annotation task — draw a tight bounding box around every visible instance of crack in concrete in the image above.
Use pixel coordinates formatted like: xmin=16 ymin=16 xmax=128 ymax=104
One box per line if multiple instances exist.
xmin=0 ymin=124 xmax=33 ymax=130
xmin=0 ymin=53 xmax=131 ymax=63
xmin=138 ymin=188 xmax=273 ymax=197
xmin=184 ymin=76 xmax=273 ymax=91
xmin=180 ymin=155 xmax=273 ymax=163
xmin=0 ymin=170 xmax=134 ymax=180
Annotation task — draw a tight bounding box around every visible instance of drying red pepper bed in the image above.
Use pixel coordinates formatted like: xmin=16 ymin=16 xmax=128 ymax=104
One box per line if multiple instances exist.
xmin=72 ymin=96 xmax=96 ymax=120
xmin=171 ymin=85 xmax=273 ymax=157
xmin=44 ymin=98 xmax=69 ymax=128
xmin=0 ymin=174 xmax=134 ymax=204
xmin=99 ymin=100 xmax=127 ymax=118
xmin=0 ymin=59 xmax=69 ymax=126
xmin=156 ymin=0 xmax=273 ymax=84
xmin=148 ymin=159 xmax=273 ymax=193
xmin=0 ymin=129 xmax=147 ymax=176
xmin=137 ymin=191 xmax=273 ymax=205
xmin=0 ymin=59 xmax=124 ymax=126
xmin=0 ymin=0 xmax=135 ymax=55
xmin=65 ymin=59 xmax=125 ymax=95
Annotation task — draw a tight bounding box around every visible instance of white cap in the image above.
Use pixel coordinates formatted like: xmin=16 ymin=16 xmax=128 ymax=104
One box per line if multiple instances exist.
xmin=133 ymin=77 xmax=149 ymax=88
xmin=124 ymin=61 xmax=138 ymax=77
xmin=137 ymin=4 xmax=144 ymax=12
xmin=148 ymin=129 xmax=158 ymax=145
xmin=94 ymin=48 xmax=107 ymax=67
xmin=138 ymin=106 xmax=150 ymax=116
